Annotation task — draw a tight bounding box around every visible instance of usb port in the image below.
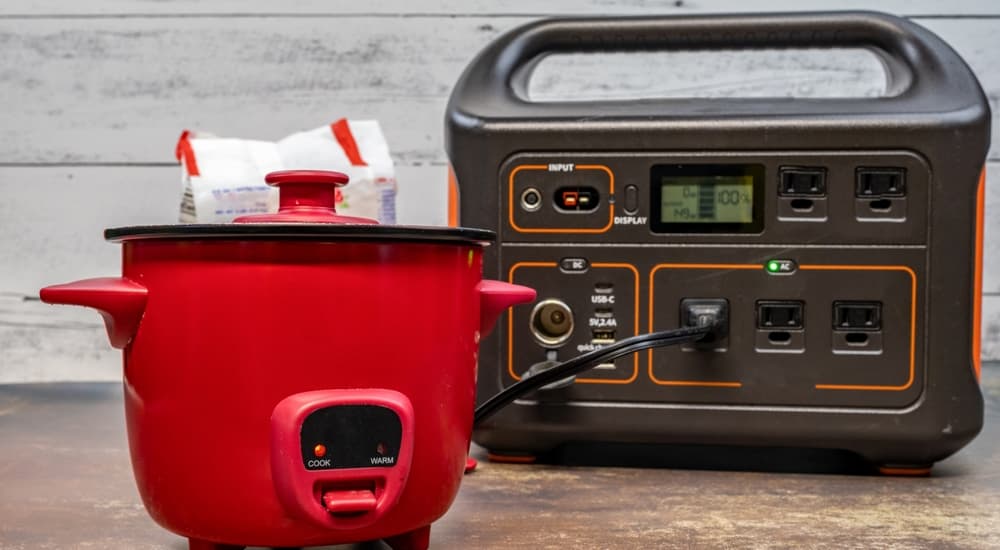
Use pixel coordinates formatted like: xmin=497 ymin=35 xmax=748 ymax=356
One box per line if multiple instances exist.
xmin=594 ymin=282 xmax=614 ymax=294
xmin=594 ymin=308 xmax=614 ymax=318
xmin=591 ymin=330 xmax=616 ymax=344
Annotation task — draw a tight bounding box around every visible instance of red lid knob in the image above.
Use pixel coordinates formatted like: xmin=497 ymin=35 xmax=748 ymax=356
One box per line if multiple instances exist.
xmin=233 ymin=170 xmax=379 ymax=224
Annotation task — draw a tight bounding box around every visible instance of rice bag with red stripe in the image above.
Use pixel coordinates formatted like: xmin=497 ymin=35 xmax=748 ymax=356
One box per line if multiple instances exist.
xmin=176 ymin=119 xmax=397 ymax=223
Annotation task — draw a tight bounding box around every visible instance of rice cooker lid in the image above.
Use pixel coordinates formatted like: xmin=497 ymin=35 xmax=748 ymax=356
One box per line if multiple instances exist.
xmin=105 ymin=170 xmax=494 ymax=245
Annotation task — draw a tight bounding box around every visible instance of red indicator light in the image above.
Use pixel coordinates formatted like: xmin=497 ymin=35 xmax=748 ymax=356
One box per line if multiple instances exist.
xmin=313 ymin=444 xmax=327 ymax=458
xmin=376 ymin=443 xmax=386 ymax=456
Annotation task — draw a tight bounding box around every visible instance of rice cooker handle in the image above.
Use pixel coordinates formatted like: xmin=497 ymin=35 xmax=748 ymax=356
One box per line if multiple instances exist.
xmin=454 ymin=12 xmax=984 ymax=112
xmin=40 ymin=277 xmax=148 ymax=349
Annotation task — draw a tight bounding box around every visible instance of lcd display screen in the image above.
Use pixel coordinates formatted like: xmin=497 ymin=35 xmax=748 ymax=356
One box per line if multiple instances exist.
xmin=650 ymin=164 xmax=764 ymax=233
xmin=659 ymin=176 xmax=754 ymax=223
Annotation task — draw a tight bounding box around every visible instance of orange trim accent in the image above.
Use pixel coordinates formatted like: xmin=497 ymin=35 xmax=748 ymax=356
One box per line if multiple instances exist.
xmin=508 ymin=164 xmax=615 ymax=234
xmin=447 ymin=165 xmax=460 ymax=227
xmin=647 ymin=264 xmax=754 ymax=388
xmin=878 ymin=466 xmax=932 ymax=477
xmin=487 ymin=453 xmax=537 ymax=464
xmin=801 ymin=265 xmax=917 ymax=391
xmin=973 ymin=167 xmax=986 ymax=381
xmin=507 ymin=262 xmax=640 ymax=385
xmin=330 ymin=118 xmax=368 ymax=167
xmin=175 ymin=130 xmax=200 ymax=176
xmin=652 ymin=380 xmax=743 ymax=388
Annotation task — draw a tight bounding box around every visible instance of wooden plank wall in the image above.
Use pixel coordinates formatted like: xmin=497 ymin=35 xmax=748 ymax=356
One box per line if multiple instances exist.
xmin=1 ymin=1 xmax=998 ymax=381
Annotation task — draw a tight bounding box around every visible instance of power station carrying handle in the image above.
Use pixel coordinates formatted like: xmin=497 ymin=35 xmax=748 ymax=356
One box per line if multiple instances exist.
xmin=450 ymin=11 xmax=984 ymax=114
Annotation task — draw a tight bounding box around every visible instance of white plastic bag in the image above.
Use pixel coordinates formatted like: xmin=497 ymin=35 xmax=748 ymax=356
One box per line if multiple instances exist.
xmin=176 ymin=119 xmax=397 ymax=223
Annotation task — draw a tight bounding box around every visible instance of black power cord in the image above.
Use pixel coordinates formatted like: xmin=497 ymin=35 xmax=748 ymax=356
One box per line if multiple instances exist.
xmin=474 ymin=322 xmax=719 ymax=426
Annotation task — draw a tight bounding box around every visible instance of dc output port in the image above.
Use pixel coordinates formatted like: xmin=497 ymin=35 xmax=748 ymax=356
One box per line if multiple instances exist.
xmin=530 ymin=299 xmax=574 ymax=347
xmin=520 ymin=187 xmax=542 ymax=212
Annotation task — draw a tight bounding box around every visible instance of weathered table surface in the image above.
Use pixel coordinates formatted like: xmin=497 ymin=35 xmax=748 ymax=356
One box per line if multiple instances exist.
xmin=2 ymin=372 xmax=999 ymax=550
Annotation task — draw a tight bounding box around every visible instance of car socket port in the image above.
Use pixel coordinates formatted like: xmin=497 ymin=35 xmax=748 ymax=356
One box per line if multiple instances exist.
xmin=679 ymin=298 xmax=729 ymax=351
xmin=530 ymin=299 xmax=574 ymax=347
xmin=554 ymin=186 xmax=600 ymax=211
xmin=520 ymin=187 xmax=542 ymax=212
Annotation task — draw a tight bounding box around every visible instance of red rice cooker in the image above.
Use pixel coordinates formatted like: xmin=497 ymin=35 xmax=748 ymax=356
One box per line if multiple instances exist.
xmin=40 ymin=170 xmax=536 ymax=550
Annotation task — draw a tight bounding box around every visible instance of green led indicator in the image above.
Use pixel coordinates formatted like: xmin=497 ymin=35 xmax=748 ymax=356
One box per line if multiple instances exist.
xmin=765 ymin=259 xmax=798 ymax=274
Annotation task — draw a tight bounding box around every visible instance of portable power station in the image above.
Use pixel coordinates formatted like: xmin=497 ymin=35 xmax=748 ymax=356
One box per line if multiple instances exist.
xmin=445 ymin=12 xmax=991 ymax=472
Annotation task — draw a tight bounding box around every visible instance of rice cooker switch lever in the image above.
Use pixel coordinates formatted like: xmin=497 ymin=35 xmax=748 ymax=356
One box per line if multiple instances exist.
xmin=322 ymin=489 xmax=378 ymax=515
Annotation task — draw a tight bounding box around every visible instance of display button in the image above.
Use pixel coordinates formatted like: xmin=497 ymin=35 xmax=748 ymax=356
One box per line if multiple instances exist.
xmin=624 ymin=185 xmax=639 ymax=214
xmin=560 ymin=257 xmax=589 ymax=273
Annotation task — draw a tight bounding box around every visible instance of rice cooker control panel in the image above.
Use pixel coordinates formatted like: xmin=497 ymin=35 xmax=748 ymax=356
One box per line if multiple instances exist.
xmin=300 ymin=405 xmax=402 ymax=470
xmin=270 ymin=390 xmax=414 ymax=528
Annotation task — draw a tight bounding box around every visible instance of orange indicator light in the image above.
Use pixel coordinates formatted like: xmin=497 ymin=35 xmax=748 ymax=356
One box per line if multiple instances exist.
xmin=313 ymin=444 xmax=327 ymax=458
